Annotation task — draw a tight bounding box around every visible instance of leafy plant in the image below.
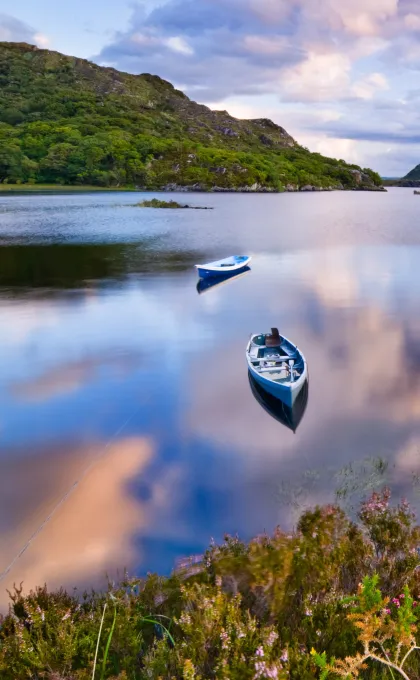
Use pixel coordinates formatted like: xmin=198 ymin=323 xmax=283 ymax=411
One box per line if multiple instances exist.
xmin=312 ymin=576 xmax=420 ymax=679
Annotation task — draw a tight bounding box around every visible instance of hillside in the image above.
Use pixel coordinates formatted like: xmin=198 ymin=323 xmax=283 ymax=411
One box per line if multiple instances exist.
xmin=404 ymin=164 xmax=420 ymax=181
xmin=383 ymin=164 xmax=420 ymax=187
xmin=0 ymin=42 xmax=383 ymax=191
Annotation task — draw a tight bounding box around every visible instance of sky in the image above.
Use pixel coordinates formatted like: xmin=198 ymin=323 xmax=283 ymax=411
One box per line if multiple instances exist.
xmin=2 ymin=0 xmax=420 ymax=176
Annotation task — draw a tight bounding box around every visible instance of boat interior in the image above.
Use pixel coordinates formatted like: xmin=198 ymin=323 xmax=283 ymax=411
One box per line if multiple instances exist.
xmin=217 ymin=255 xmax=249 ymax=267
xmin=248 ymin=328 xmax=304 ymax=383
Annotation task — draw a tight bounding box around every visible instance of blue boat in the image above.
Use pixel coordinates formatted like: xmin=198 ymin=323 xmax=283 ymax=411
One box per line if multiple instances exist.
xmin=248 ymin=372 xmax=309 ymax=433
xmin=196 ymin=266 xmax=251 ymax=294
xmin=246 ymin=329 xmax=308 ymax=408
xmin=195 ymin=255 xmax=252 ymax=279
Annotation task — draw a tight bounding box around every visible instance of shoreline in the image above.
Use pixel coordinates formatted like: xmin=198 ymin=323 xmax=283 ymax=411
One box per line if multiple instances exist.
xmin=0 ymin=185 xmax=138 ymax=193
xmin=0 ymin=183 xmax=387 ymax=194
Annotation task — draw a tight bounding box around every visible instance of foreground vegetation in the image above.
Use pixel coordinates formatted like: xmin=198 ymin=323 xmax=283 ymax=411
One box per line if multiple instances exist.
xmin=2 ymin=489 xmax=420 ymax=679
xmin=0 ymin=42 xmax=383 ymax=192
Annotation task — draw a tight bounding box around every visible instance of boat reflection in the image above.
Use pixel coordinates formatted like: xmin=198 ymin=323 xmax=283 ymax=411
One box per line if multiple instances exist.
xmin=248 ymin=371 xmax=309 ymax=433
xmin=196 ymin=266 xmax=251 ymax=294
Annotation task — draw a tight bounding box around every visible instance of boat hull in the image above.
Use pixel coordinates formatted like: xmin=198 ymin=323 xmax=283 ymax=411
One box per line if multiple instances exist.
xmin=248 ymin=372 xmax=309 ymax=432
xmin=248 ymin=364 xmax=308 ymax=407
xmin=197 ymin=266 xmax=251 ymax=294
xmin=195 ymin=255 xmax=252 ymax=279
xmin=197 ymin=262 xmax=250 ymax=279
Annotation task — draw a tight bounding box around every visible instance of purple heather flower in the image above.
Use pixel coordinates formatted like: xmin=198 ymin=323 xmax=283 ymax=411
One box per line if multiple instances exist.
xmin=266 ymin=631 xmax=278 ymax=646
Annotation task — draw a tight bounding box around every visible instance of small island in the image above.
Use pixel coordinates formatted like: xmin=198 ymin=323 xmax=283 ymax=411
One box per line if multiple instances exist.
xmin=137 ymin=198 xmax=212 ymax=209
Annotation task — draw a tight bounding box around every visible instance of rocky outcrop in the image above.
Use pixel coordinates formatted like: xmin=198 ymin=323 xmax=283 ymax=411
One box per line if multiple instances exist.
xmin=259 ymin=134 xmax=274 ymax=147
xmin=157 ymin=181 xmax=385 ymax=193
xmin=353 ymin=185 xmax=387 ymax=191
xmin=214 ymin=126 xmax=239 ymax=137
xmin=349 ymin=169 xmax=362 ymax=184
xmin=160 ymin=182 xmax=277 ymax=193
xmin=393 ymin=179 xmax=420 ymax=187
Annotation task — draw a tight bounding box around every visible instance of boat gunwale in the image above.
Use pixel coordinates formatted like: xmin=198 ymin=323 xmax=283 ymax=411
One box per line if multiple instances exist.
xmin=195 ymin=255 xmax=252 ymax=271
xmin=246 ymin=333 xmax=307 ymax=389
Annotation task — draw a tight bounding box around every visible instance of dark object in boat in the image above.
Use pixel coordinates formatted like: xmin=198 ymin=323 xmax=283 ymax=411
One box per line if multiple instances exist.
xmin=248 ymin=372 xmax=309 ymax=433
xmin=266 ymin=327 xmax=282 ymax=347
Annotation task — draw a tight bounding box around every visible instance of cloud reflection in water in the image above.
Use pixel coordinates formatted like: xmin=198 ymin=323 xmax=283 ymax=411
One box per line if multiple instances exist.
xmin=3 ymin=235 xmax=420 ymax=604
xmin=0 ymin=438 xmax=153 ymax=608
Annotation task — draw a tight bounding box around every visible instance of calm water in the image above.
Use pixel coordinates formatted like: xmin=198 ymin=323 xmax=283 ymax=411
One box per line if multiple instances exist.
xmin=1 ymin=188 xmax=420 ymax=605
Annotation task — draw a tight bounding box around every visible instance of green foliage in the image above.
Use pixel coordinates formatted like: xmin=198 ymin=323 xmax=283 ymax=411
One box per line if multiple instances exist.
xmin=2 ymin=490 xmax=420 ymax=678
xmin=0 ymin=42 xmax=384 ymax=191
xmin=138 ymin=198 xmax=188 ymax=208
xmin=313 ymin=575 xmax=420 ymax=679
xmin=404 ymin=164 xmax=420 ymax=181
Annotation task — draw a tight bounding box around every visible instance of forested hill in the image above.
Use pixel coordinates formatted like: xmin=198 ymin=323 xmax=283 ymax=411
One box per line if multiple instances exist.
xmin=0 ymin=42 xmax=383 ymax=191
xmin=404 ymin=164 xmax=420 ymax=181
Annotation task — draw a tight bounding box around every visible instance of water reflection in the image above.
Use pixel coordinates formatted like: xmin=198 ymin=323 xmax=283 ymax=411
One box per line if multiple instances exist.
xmin=196 ymin=266 xmax=251 ymax=295
xmin=3 ymin=191 xmax=420 ymax=607
xmin=248 ymin=373 xmax=309 ymax=433
xmin=0 ymin=437 xmax=153 ymax=608
xmin=0 ymin=242 xmax=210 ymax=292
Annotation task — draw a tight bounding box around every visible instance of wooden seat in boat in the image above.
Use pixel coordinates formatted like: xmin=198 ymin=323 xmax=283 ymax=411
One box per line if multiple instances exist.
xmin=266 ymin=328 xmax=282 ymax=347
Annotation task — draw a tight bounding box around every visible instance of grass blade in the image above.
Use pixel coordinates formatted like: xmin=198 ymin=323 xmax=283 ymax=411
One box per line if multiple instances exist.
xmin=100 ymin=604 xmax=117 ymax=680
xmin=141 ymin=616 xmax=175 ymax=647
xmin=92 ymin=603 xmax=107 ymax=680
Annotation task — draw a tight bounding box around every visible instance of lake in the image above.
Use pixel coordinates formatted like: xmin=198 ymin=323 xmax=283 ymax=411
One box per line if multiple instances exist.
xmin=1 ymin=187 xmax=420 ymax=606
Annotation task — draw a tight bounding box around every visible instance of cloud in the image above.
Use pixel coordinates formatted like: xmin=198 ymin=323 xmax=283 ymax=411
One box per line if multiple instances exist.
xmin=0 ymin=13 xmax=49 ymax=47
xmin=95 ymin=0 xmax=304 ymax=100
xmin=93 ymin=0 xmax=420 ymax=175
xmin=280 ymin=52 xmax=353 ymax=102
xmin=96 ymin=0 xmax=399 ymax=100
xmin=165 ymin=35 xmax=194 ymax=55
xmin=352 ymin=72 xmax=389 ymax=100
xmin=404 ymin=13 xmax=420 ymax=31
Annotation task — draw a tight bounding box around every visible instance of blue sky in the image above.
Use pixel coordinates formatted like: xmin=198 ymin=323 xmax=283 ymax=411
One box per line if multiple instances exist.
xmin=2 ymin=0 xmax=420 ymax=176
